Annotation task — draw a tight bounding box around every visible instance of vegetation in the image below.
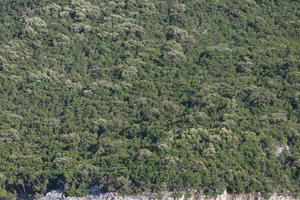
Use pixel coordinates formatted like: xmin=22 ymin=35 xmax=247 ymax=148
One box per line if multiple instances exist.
xmin=0 ymin=0 xmax=299 ymax=199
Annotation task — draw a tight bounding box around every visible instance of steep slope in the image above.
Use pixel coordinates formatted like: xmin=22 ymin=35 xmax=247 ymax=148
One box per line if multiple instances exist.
xmin=0 ymin=0 xmax=299 ymax=199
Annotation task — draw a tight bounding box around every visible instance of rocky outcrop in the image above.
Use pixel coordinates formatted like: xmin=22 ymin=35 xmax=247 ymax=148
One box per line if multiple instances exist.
xmin=40 ymin=191 xmax=65 ymax=200
xmin=39 ymin=190 xmax=297 ymax=200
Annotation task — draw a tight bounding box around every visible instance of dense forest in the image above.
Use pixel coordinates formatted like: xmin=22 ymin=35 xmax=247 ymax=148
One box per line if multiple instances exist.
xmin=0 ymin=0 xmax=299 ymax=199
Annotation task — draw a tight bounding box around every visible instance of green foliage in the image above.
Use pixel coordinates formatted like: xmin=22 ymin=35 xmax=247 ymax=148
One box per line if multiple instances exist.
xmin=0 ymin=0 xmax=299 ymax=198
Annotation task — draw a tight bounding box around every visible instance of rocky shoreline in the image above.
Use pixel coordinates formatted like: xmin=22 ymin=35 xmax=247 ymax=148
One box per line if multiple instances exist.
xmin=39 ymin=190 xmax=297 ymax=200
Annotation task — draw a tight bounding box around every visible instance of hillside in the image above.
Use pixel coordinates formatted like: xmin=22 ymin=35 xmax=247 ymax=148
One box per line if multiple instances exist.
xmin=0 ymin=0 xmax=299 ymax=199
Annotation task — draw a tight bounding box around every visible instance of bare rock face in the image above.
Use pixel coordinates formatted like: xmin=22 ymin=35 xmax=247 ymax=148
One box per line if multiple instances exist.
xmin=38 ymin=190 xmax=297 ymax=200
xmin=40 ymin=191 xmax=65 ymax=200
